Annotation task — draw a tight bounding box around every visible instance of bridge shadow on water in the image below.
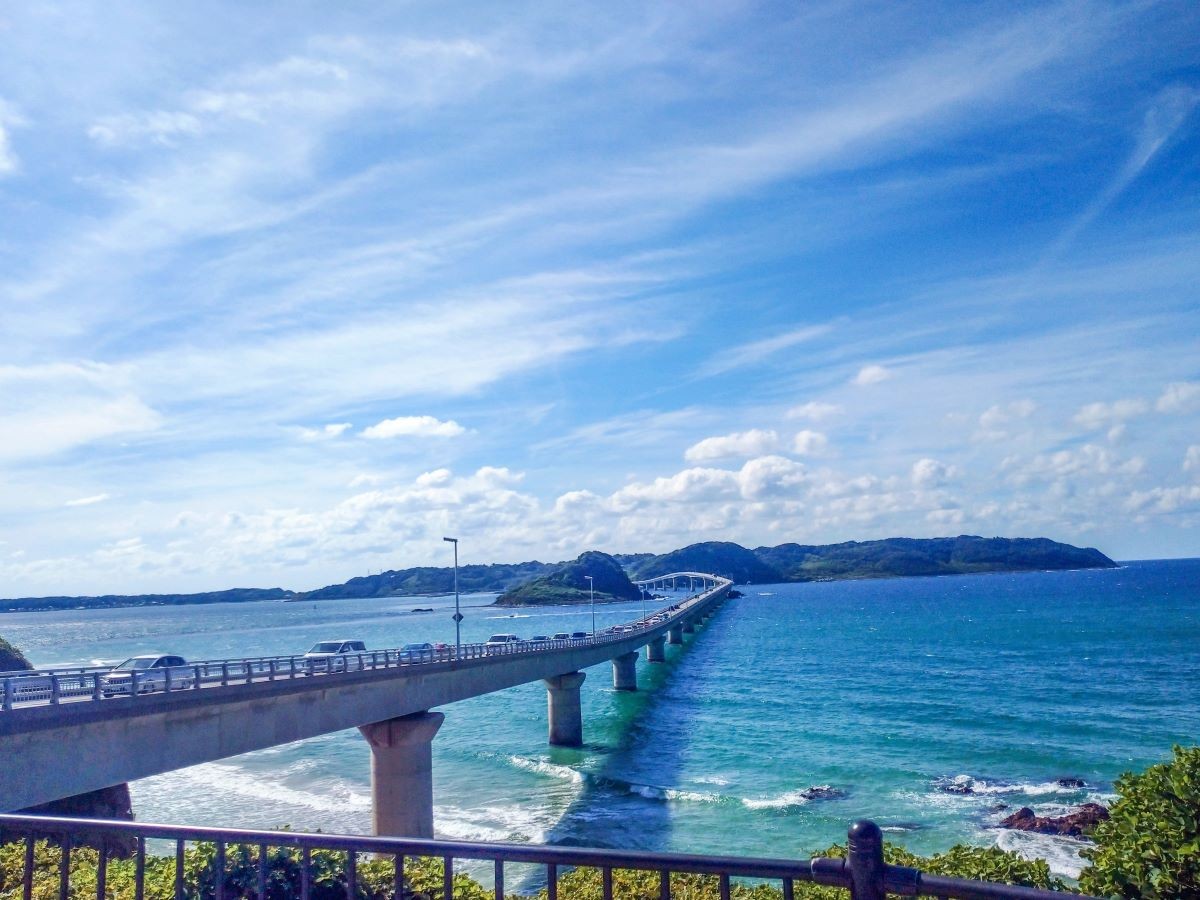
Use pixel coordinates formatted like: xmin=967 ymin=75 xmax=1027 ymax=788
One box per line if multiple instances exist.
xmin=511 ymin=609 xmax=728 ymax=890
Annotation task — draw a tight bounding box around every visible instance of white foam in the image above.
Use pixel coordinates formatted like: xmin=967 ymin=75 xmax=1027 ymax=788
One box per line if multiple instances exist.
xmin=143 ymin=762 xmax=371 ymax=814
xmin=994 ymin=829 xmax=1088 ymax=880
xmin=435 ymin=803 xmax=552 ymax=844
xmin=693 ymin=774 xmax=731 ymax=786
xmin=506 ymin=755 xmax=585 ymax=784
xmin=936 ymin=775 xmax=1092 ymax=797
xmin=742 ymin=789 xmax=817 ymax=810
xmin=629 ymin=784 xmax=721 ymax=803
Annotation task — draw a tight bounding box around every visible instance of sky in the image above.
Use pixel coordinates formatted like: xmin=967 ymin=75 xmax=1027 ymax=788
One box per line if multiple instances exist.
xmin=1 ymin=1 xmax=1198 ymax=596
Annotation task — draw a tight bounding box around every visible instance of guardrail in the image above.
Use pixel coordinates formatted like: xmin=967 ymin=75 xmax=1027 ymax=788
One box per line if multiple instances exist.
xmin=0 ymin=579 xmax=731 ymax=712
xmin=0 ymin=814 xmax=1086 ymax=900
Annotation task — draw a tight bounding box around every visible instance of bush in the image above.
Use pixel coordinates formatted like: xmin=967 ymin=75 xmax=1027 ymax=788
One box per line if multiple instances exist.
xmin=1079 ymin=745 xmax=1200 ymax=899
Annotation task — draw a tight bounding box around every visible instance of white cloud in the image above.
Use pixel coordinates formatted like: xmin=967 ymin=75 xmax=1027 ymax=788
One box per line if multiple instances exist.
xmin=792 ymin=430 xmax=829 ymax=456
xmin=1184 ymin=446 xmax=1200 ymax=473
xmin=361 ymin=415 xmax=466 ymax=439
xmin=1125 ymin=485 xmax=1200 ymax=514
xmin=299 ymin=422 xmax=352 ymax=441
xmin=684 ymin=429 xmax=779 ymax=462
xmin=0 ymin=362 xmax=161 ymax=462
xmin=65 ymin=493 xmax=111 ymax=508
xmin=786 ymin=401 xmax=841 ymax=421
xmin=1073 ymin=398 xmax=1148 ymax=430
xmin=975 ymin=400 xmax=1037 ymax=441
xmin=699 ymin=325 xmax=832 ymax=376
xmin=853 ymin=364 xmax=891 ymax=386
xmin=911 ymin=458 xmax=957 ymax=488
xmin=1006 ymin=444 xmax=1145 ymax=484
xmin=1156 ymin=381 xmax=1200 ymax=413
xmin=0 ymin=98 xmax=22 ymax=176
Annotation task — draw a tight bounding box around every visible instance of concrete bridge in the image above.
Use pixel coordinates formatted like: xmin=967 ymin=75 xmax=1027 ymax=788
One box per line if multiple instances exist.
xmin=0 ymin=574 xmax=732 ymax=837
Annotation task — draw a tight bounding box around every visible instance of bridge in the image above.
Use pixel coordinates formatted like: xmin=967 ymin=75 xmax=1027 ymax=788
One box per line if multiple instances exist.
xmin=0 ymin=574 xmax=732 ymax=838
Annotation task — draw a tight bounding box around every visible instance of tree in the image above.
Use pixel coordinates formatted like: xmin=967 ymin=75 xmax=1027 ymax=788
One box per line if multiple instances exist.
xmin=1080 ymin=745 xmax=1200 ymax=899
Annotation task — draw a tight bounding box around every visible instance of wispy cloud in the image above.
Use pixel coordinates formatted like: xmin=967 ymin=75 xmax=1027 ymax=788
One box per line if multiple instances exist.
xmin=65 ymin=493 xmax=111 ymax=508
xmin=361 ymin=416 xmax=466 ymax=439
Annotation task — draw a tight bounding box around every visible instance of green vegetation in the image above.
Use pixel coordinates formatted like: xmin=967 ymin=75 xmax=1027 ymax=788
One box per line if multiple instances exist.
xmin=0 ymin=588 xmax=290 ymax=614
xmin=0 ymin=835 xmax=1067 ymax=900
xmin=0 ymin=635 xmax=31 ymax=671
xmin=755 ymin=536 xmax=1116 ymax=582
xmin=496 ymin=551 xmax=641 ymax=606
xmin=304 ymin=562 xmax=557 ymax=601
xmin=1080 ymin=745 xmax=1200 ymax=899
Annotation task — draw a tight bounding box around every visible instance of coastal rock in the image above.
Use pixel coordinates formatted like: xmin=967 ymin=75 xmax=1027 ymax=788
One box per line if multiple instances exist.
xmin=999 ymin=803 xmax=1109 ymax=837
xmin=801 ymin=785 xmax=844 ymax=801
xmin=1055 ymin=777 xmax=1086 ymax=788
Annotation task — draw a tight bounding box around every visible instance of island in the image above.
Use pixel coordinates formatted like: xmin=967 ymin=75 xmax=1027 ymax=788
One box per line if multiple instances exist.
xmin=0 ymin=535 xmax=1116 ymax=612
xmin=494 ymin=551 xmax=641 ymax=606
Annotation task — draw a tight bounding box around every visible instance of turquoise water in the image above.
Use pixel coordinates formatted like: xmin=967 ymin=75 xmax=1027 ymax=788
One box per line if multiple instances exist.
xmin=4 ymin=559 xmax=1198 ymax=878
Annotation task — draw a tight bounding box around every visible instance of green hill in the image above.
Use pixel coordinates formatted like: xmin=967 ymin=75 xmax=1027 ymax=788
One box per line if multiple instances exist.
xmin=303 ymin=561 xmax=556 ymax=600
xmin=0 ymin=635 xmax=32 ymax=671
xmin=495 ymin=550 xmax=642 ymax=606
xmin=753 ymin=535 xmax=1117 ymax=581
xmin=631 ymin=541 xmax=784 ymax=584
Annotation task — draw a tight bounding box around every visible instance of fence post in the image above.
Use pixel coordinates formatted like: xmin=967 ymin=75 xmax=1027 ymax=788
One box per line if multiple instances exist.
xmin=846 ymin=820 xmax=885 ymax=900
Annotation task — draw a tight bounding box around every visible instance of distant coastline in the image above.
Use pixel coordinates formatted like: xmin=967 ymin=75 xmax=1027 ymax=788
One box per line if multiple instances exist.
xmin=0 ymin=534 xmax=1116 ymax=614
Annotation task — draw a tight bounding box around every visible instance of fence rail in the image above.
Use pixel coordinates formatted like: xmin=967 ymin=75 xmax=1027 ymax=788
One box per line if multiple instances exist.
xmin=1 ymin=580 xmax=731 ymax=712
xmin=0 ymin=814 xmax=1087 ymax=900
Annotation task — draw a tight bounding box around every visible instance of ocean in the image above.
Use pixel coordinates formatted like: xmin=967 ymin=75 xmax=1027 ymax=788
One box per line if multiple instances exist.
xmin=3 ymin=558 xmax=1198 ymax=879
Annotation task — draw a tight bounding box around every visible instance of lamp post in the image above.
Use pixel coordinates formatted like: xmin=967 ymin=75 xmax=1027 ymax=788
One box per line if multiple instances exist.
xmin=640 ymin=585 xmax=647 ymax=626
xmin=443 ymin=537 xmax=461 ymax=657
xmin=585 ymin=575 xmax=595 ymax=637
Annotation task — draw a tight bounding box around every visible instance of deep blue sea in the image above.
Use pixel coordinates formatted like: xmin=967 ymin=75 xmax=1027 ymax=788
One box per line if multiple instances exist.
xmin=4 ymin=559 xmax=1199 ymax=878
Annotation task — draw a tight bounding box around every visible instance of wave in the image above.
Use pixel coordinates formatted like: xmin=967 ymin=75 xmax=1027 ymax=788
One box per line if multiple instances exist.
xmin=506 ymin=755 xmax=585 ymax=784
xmin=741 ymin=786 xmax=844 ymax=810
xmin=933 ymin=774 xmax=1095 ymax=797
xmin=501 ymin=755 xmax=837 ymax=810
xmin=994 ymin=829 xmax=1088 ymax=879
xmin=144 ymin=761 xmax=371 ymax=815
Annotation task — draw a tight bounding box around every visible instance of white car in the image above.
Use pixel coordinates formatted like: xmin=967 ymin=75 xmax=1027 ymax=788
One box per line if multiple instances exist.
xmin=101 ymin=655 xmax=193 ymax=696
xmin=484 ymin=634 xmax=523 ymax=652
xmin=304 ymin=640 xmax=368 ymax=671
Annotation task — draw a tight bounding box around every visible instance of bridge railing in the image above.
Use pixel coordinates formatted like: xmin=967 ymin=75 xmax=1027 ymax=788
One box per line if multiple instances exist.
xmin=0 ymin=813 xmax=1086 ymax=900
xmin=0 ymin=580 xmax=732 ymax=712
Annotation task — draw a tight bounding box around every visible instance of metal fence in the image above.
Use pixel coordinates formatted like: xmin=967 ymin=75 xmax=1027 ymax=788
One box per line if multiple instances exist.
xmin=0 ymin=814 xmax=1087 ymax=900
xmin=0 ymin=580 xmax=730 ymax=712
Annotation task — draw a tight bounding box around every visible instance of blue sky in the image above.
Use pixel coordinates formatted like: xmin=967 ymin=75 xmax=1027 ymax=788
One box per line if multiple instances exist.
xmin=1 ymin=1 xmax=1198 ymax=595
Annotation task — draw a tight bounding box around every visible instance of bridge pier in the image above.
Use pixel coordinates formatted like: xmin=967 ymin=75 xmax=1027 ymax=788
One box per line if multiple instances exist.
xmin=667 ymin=624 xmax=684 ymax=645
xmin=612 ymin=652 xmax=638 ymax=691
xmin=683 ymin=619 xmax=696 ymax=634
xmin=646 ymin=636 xmax=666 ymax=662
xmin=544 ymin=672 xmax=586 ymax=746
xmin=358 ymin=711 xmax=444 ymax=838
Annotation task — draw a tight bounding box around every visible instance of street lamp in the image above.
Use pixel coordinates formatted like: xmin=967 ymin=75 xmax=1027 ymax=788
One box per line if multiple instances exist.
xmin=585 ymin=575 xmax=595 ymax=637
xmin=639 ymin=584 xmax=647 ymax=626
xmin=443 ymin=537 xmax=461 ymax=657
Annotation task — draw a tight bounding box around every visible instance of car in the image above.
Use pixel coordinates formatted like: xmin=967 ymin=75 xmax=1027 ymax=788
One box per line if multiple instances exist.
xmin=529 ymin=635 xmax=550 ymax=643
xmin=101 ymin=655 xmax=193 ymax=696
xmin=303 ymin=640 xmax=367 ymax=672
xmin=398 ymin=642 xmax=435 ymax=662
xmin=570 ymin=631 xmax=589 ymax=640
xmin=484 ymin=634 xmax=522 ymax=652
xmin=551 ymin=632 xmax=571 ymax=641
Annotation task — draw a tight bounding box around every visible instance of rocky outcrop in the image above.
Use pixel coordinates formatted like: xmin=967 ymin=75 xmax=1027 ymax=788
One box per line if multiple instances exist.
xmin=0 ymin=636 xmax=136 ymax=855
xmin=7 ymin=784 xmax=137 ymax=856
xmin=999 ymin=803 xmax=1109 ymax=837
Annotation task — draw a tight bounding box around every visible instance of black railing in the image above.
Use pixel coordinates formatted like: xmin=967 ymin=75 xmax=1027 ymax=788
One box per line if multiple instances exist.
xmin=0 ymin=815 xmax=1088 ymax=900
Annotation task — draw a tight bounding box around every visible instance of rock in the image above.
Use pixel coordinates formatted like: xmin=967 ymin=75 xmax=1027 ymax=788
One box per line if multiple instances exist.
xmin=991 ymin=802 xmax=1010 ymax=812
xmin=999 ymin=802 xmax=1109 ymax=837
xmin=942 ymin=783 xmax=975 ymax=795
xmin=1056 ymin=777 xmax=1086 ymax=788
xmin=801 ymin=785 xmax=844 ymax=800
